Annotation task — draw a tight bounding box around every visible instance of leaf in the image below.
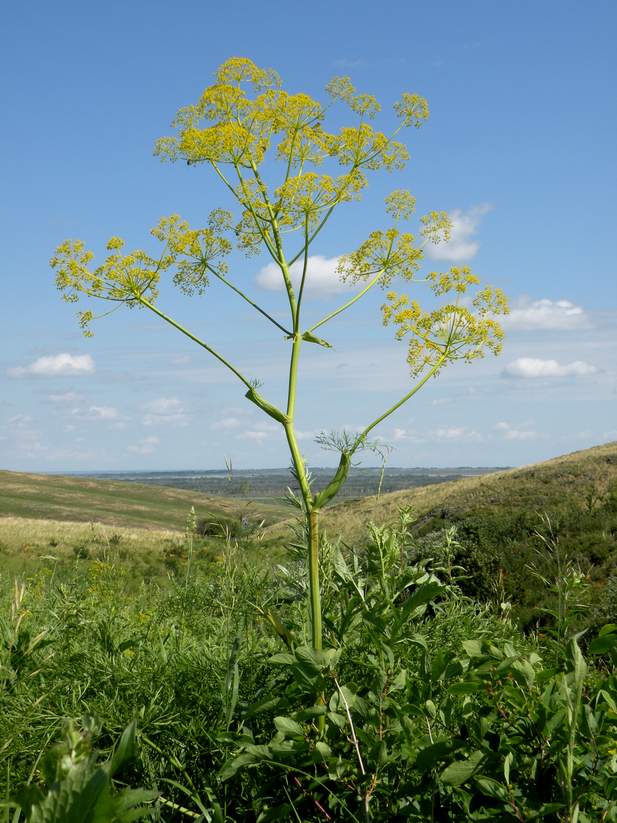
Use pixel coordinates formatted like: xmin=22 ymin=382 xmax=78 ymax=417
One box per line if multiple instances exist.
xmin=474 ymin=776 xmax=509 ymax=801
xmin=462 ymin=640 xmax=484 ymax=658
xmin=448 ymin=680 xmax=485 ymax=696
xmin=568 ymin=637 xmax=587 ymax=690
xmin=589 ymin=632 xmax=617 ymax=655
xmin=402 ymin=581 xmax=443 ymax=615
xmin=269 ymin=653 xmax=295 ymax=666
xmin=503 ymin=751 xmax=513 ymax=785
xmin=440 ymin=750 xmax=485 ymax=786
xmin=274 ymin=716 xmax=304 ymax=737
xmin=301 ymin=331 xmax=332 ymax=348
xmin=109 ymin=721 xmax=137 ymax=777
xmin=219 ymin=752 xmax=259 ymax=781
xmin=415 ymin=739 xmax=462 ymax=771
xmin=315 ymin=741 xmax=332 ymax=759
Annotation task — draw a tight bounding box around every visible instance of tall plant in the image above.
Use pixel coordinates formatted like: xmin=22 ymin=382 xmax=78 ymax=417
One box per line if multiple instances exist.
xmin=51 ymin=57 xmax=508 ymax=653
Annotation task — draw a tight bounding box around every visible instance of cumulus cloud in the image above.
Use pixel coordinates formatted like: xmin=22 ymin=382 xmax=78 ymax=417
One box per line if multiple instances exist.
xmin=8 ymin=353 xmax=95 ymax=378
xmin=236 ymin=419 xmax=277 ymax=442
xmin=256 ymin=255 xmax=355 ymax=297
xmin=237 ymin=430 xmax=269 ymax=442
xmin=426 ymin=204 xmax=492 ymax=262
xmin=392 ymin=427 xmax=425 ymax=443
xmin=86 ymin=405 xmax=119 ymax=421
xmin=49 ymin=392 xmax=81 ymax=403
xmin=142 ymin=397 xmax=189 ymax=427
xmin=494 ymin=421 xmax=538 ymax=441
xmin=503 ymin=357 xmax=598 ymax=379
xmin=8 ymin=414 xmax=33 ymax=428
xmin=432 ymin=426 xmax=483 ymax=442
xmin=67 ymin=404 xmax=122 ymax=423
xmin=211 ymin=416 xmax=242 ymax=431
xmin=502 ymin=298 xmax=589 ymax=331
xmin=128 ymin=435 xmax=159 ymax=455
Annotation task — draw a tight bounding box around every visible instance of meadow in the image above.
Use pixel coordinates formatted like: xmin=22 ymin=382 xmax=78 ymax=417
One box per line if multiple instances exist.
xmin=1 ymin=442 xmax=617 ymax=821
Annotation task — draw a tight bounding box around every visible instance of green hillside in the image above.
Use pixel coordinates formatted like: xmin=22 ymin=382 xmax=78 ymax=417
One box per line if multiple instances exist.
xmin=316 ymin=441 xmax=617 ymax=624
xmin=0 ymin=469 xmax=288 ymax=531
xmin=320 ymin=441 xmax=617 ymax=540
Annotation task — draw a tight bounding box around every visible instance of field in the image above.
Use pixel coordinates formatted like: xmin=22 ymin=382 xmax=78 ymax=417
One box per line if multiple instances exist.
xmin=1 ymin=443 xmax=616 ymax=821
xmin=0 ymin=469 xmax=288 ymax=531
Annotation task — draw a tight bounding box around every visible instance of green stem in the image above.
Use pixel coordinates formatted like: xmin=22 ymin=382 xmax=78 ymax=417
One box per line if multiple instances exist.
xmin=308 ymin=509 xmax=322 ymax=652
xmin=354 ymin=355 xmax=447 ymax=449
xmin=208 ymin=267 xmax=291 ymax=335
xmin=307 ymin=267 xmax=386 ymax=334
xmin=137 ymin=296 xmax=254 ymax=390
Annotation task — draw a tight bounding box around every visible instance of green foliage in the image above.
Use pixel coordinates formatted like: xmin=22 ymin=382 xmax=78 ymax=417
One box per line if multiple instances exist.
xmin=2 ymin=514 xmax=616 ymax=821
xmin=8 ymin=719 xmax=156 ymax=822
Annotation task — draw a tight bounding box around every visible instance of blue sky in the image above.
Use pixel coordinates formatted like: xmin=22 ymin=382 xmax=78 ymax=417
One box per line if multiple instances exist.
xmin=1 ymin=0 xmax=615 ymax=472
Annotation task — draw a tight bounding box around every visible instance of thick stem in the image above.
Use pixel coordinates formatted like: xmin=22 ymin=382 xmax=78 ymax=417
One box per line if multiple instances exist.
xmin=308 ymin=509 xmax=322 ymax=652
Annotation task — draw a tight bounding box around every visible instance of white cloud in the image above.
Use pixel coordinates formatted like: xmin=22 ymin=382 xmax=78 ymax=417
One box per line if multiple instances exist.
xmin=502 ymin=298 xmax=589 ymax=331
xmin=296 ymin=430 xmax=317 ymax=441
xmin=8 ymin=414 xmax=33 ymax=428
xmin=67 ymin=405 xmax=122 ymax=423
xmin=211 ymin=416 xmax=242 ymax=431
xmin=86 ymin=405 xmax=119 ymax=421
xmin=256 ymin=255 xmax=355 ymax=297
xmin=432 ymin=426 xmax=483 ymax=442
xmin=495 ymin=421 xmax=538 ymax=441
xmin=142 ymin=397 xmax=189 ymax=427
xmin=49 ymin=392 xmax=81 ymax=403
xmin=426 ymin=204 xmax=491 ymax=262
xmin=392 ymin=427 xmax=425 ymax=443
xmin=236 ymin=419 xmax=277 ymax=442
xmin=503 ymin=357 xmax=598 ymax=379
xmin=237 ymin=430 xmax=269 ymax=443
xmin=128 ymin=436 xmax=159 ymax=455
xmin=8 ymin=353 xmax=95 ymax=378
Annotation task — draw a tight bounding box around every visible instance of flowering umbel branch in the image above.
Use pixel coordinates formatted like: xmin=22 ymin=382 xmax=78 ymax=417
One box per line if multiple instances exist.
xmin=50 ymin=56 xmax=509 ymax=657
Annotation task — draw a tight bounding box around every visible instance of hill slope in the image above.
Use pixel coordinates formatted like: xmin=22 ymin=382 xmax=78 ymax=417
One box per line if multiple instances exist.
xmin=318 ymin=441 xmax=617 ymax=543
xmin=0 ymin=470 xmax=287 ymax=531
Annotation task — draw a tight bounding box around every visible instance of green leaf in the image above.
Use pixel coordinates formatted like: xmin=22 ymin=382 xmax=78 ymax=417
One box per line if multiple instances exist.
xmin=269 ymin=653 xmax=295 ymax=666
xmin=301 ymin=331 xmax=332 ymax=348
xmin=449 ymin=680 xmax=485 ymax=696
xmin=402 ymin=581 xmax=443 ymax=615
xmin=109 ymin=721 xmax=137 ymax=777
xmin=274 ymin=716 xmax=304 ymax=737
xmin=219 ymin=752 xmax=259 ymax=781
xmin=589 ymin=632 xmax=617 ymax=655
xmin=474 ymin=776 xmax=509 ymax=801
xmin=415 ymin=739 xmax=462 ymax=771
xmin=315 ymin=741 xmax=332 ymax=759
xmin=462 ymin=639 xmax=484 ymax=658
xmin=440 ymin=750 xmax=485 ymax=786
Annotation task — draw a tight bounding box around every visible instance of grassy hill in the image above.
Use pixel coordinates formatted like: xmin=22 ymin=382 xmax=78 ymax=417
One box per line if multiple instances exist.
xmin=313 ymin=441 xmax=617 ymax=625
xmin=318 ymin=440 xmax=617 ymax=542
xmin=0 ymin=469 xmax=288 ymax=531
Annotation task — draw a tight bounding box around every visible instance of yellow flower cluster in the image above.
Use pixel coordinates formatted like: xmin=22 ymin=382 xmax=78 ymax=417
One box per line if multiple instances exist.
xmin=428 ymin=266 xmax=480 ymax=295
xmin=151 ymin=211 xmax=232 ymax=295
xmin=337 ymin=228 xmax=423 ymax=286
xmin=420 ymin=211 xmax=452 ymax=245
xmin=385 ymin=189 xmax=417 ymax=221
xmin=50 ymin=208 xmax=235 ymax=333
xmin=382 ymin=274 xmax=509 ymax=376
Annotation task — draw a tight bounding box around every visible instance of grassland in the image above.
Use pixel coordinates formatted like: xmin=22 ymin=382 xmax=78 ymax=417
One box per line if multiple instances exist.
xmin=314 ymin=440 xmax=617 ymax=542
xmin=0 ymin=469 xmax=288 ymax=531
xmin=1 ymin=444 xmax=617 ymax=819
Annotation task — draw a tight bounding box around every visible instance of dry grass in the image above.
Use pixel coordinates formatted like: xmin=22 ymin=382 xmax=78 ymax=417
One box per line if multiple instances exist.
xmin=0 ymin=469 xmax=288 ymax=531
xmin=0 ymin=515 xmax=179 ymax=561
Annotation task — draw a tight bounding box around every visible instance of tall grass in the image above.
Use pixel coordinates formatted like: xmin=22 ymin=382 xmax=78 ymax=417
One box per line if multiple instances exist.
xmin=1 ymin=515 xmax=616 ymax=821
